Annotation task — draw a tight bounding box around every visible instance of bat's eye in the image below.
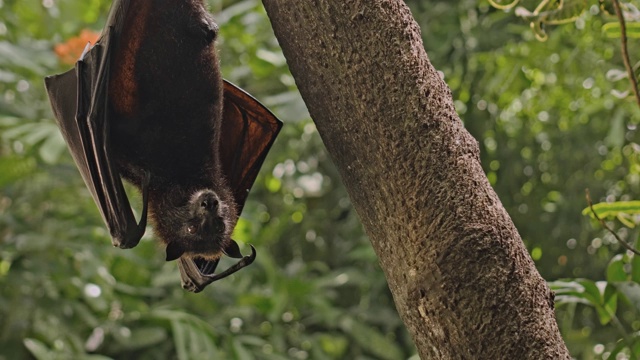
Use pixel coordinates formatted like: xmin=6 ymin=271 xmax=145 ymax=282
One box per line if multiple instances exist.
xmin=187 ymin=225 xmax=198 ymax=234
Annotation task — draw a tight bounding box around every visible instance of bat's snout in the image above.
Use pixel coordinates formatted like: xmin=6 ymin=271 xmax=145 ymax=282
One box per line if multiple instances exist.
xmin=190 ymin=190 xmax=220 ymax=214
xmin=187 ymin=190 xmax=227 ymax=238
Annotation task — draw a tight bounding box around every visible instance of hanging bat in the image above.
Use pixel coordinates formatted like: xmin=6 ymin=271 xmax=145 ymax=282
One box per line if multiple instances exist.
xmin=44 ymin=0 xmax=282 ymax=292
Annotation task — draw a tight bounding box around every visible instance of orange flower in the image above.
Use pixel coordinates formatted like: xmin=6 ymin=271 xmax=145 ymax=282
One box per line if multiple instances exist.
xmin=54 ymin=29 xmax=101 ymax=65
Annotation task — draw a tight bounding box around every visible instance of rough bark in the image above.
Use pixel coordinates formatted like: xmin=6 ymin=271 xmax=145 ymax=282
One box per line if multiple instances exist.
xmin=261 ymin=1 xmax=571 ymax=359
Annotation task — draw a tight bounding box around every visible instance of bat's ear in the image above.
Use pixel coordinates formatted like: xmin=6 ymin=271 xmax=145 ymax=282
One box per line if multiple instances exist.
xmin=166 ymin=242 xmax=185 ymax=261
xmin=222 ymin=239 xmax=243 ymax=259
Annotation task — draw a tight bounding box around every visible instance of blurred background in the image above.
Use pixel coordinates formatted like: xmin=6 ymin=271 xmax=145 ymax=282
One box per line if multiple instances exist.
xmin=1 ymin=0 xmax=639 ymax=359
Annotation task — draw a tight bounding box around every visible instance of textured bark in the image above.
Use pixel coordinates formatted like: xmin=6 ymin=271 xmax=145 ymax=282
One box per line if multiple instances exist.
xmin=261 ymin=1 xmax=570 ymax=358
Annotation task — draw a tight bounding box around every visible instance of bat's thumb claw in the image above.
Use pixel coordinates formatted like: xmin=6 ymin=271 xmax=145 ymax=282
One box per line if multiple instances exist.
xmin=166 ymin=242 xmax=185 ymax=261
xmin=222 ymin=239 xmax=243 ymax=258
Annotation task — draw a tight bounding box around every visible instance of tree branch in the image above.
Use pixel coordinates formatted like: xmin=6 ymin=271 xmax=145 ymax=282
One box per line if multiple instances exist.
xmin=585 ymin=189 xmax=640 ymax=256
xmin=611 ymin=0 xmax=640 ymax=108
xmin=262 ymin=1 xmax=571 ymax=358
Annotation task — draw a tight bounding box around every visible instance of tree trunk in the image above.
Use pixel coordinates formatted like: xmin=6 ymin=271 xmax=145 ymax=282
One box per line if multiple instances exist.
xmin=261 ymin=1 xmax=570 ymax=358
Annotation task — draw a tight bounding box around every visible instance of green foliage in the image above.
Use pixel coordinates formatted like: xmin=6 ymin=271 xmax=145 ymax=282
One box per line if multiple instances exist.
xmin=489 ymin=0 xmax=640 ymax=43
xmin=602 ymin=22 xmax=640 ymax=38
xmin=412 ymin=0 xmax=637 ymax=283
xmin=413 ymin=0 xmax=640 ymax=358
xmin=0 ymin=0 xmax=414 ymax=359
xmin=3 ymin=0 xmax=640 ymax=358
xmin=583 ymin=200 xmax=640 ymax=227
xmin=566 ymin=198 xmax=640 ymax=357
xmin=516 ymin=0 xmax=588 ymax=41
xmin=550 ymin=253 xmax=640 ymax=358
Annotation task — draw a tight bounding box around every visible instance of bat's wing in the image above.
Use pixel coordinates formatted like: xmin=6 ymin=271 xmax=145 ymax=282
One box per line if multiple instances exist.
xmin=219 ymin=80 xmax=283 ymax=214
xmin=178 ymin=80 xmax=282 ymax=292
xmin=44 ymin=0 xmax=149 ymax=249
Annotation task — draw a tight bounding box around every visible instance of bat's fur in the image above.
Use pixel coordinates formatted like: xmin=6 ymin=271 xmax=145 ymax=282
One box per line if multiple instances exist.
xmin=108 ymin=0 xmax=237 ymax=260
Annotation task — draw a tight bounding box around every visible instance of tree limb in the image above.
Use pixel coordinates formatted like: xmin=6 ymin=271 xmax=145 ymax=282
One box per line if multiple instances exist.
xmin=261 ymin=1 xmax=571 ymax=358
xmin=611 ymin=0 xmax=640 ymax=108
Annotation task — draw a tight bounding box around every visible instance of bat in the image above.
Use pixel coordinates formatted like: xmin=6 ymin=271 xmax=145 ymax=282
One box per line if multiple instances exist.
xmin=44 ymin=0 xmax=282 ymax=292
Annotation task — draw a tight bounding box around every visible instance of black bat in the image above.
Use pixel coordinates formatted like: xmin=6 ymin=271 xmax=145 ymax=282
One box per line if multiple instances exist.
xmin=44 ymin=0 xmax=282 ymax=292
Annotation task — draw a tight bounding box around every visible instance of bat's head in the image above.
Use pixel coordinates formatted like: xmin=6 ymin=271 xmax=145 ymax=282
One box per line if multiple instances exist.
xmin=154 ymin=188 xmax=237 ymax=262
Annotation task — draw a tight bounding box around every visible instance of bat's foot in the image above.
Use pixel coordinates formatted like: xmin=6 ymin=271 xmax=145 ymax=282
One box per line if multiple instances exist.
xmin=179 ymin=245 xmax=257 ymax=292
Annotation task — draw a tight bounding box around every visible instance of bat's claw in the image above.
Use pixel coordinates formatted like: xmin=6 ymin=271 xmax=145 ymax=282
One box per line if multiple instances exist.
xmin=79 ymin=42 xmax=92 ymax=60
xmin=112 ymin=171 xmax=150 ymax=249
xmin=222 ymin=239 xmax=243 ymax=258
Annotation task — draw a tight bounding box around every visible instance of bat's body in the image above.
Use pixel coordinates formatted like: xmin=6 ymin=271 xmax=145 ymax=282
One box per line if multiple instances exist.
xmin=108 ymin=0 xmax=235 ymax=260
xmin=45 ymin=0 xmax=282 ymax=292
xmin=110 ymin=0 xmax=221 ymax=182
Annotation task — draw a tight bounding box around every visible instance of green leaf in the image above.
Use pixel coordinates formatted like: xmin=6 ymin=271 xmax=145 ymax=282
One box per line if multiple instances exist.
xmin=596 ymin=283 xmax=618 ymax=325
xmin=487 ymin=0 xmax=520 ymax=10
xmin=582 ymin=201 xmax=640 ymax=220
xmin=0 ymin=41 xmax=50 ymax=73
xmin=634 ymin=338 xmax=640 ymax=360
xmin=603 ymin=22 xmax=640 ymax=39
xmin=515 ymin=0 xmax=586 ymax=25
xmin=548 ymin=280 xmax=593 ymax=304
xmin=120 ymin=327 xmax=167 ymax=351
xmin=617 ymin=212 xmax=637 ymax=228
xmin=605 ymin=108 xmax=626 ymax=148
xmin=554 ymin=295 xmax=592 ymax=305
xmin=171 ymin=319 xmax=219 ymax=360
xmin=152 ymin=309 xmax=220 ymax=360
xmin=0 ymin=155 xmax=37 ymax=186
xmin=548 ymin=280 xmax=583 ymax=292
xmin=608 ymin=331 xmax=640 ymax=360
xmin=339 ymin=318 xmax=404 ymax=360
xmin=23 ymin=338 xmax=53 ymax=360
xmin=317 ymin=334 xmax=348 ymax=358
xmin=554 ymin=280 xmax=619 ymax=325
xmin=607 ymin=254 xmax=628 ymax=282
xmin=632 ymin=255 xmax=640 ymax=283
xmin=39 ymin=131 xmax=67 ymax=164
xmin=540 ymin=0 xmax=587 ymax=25
xmin=576 ymin=279 xmax=603 ymax=305
xmin=172 ymin=320 xmax=189 ymax=360
xmin=600 ymin=0 xmax=616 ymax=15
xmin=232 ymin=338 xmax=255 ymax=360
xmin=615 ymin=282 xmax=640 ymax=312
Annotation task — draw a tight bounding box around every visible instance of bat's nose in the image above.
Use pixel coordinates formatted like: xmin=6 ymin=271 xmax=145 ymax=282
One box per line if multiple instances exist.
xmin=194 ymin=190 xmax=219 ymax=213
xmin=200 ymin=197 xmax=218 ymax=211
